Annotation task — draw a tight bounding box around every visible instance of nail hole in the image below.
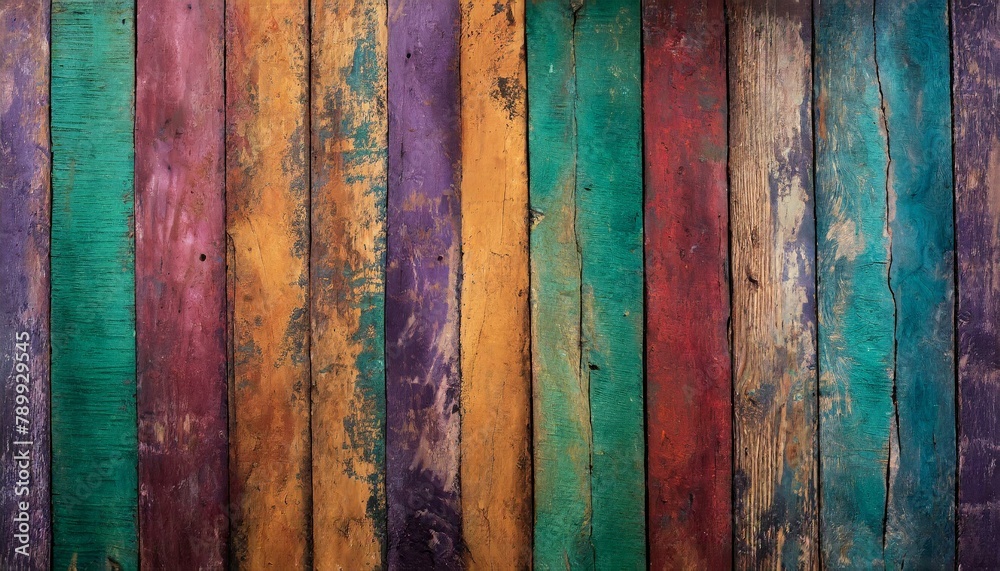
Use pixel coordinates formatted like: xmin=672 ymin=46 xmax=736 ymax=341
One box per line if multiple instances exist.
xmin=199 ymin=254 xmax=207 ymax=261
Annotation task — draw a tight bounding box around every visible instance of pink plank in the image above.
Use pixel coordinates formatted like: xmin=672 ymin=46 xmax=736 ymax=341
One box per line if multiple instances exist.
xmin=135 ymin=0 xmax=228 ymax=567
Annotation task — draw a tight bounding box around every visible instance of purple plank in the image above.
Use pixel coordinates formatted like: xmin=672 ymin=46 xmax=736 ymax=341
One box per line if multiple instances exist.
xmin=0 ymin=2 xmax=51 ymax=568
xmin=386 ymin=0 xmax=463 ymax=567
xmin=955 ymin=2 xmax=1000 ymax=566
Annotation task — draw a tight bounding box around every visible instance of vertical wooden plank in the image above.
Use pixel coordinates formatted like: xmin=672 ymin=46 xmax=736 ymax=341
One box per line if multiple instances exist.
xmin=459 ymin=0 xmax=532 ymax=568
xmin=135 ymin=0 xmax=228 ymax=568
xmin=50 ymin=0 xmax=137 ymax=568
xmin=386 ymin=0 xmax=463 ymax=567
xmin=528 ymin=1 xmax=644 ymax=568
xmin=310 ymin=0 xmax=388 ymax=567
xmin=816 ymin=1 xmax=955 ymax=566
xmin=814 ymin=2 xmax=893 ymax=565
xmin=876 ymin=0 xmax=955 ymax=565
xmin=525 ymin=2 xmax=588 ymax=567
xmin=642 ymin=1 xmax=731 ymax=568
xmin=226 ymin=0 xmax=311 ymax=567
xmin=0 ymin=2 xmax=50 ymax=568
xmin=728 ymin=1 xmax=817 ymax=568
xmin=954 ymin=2 xmax=1000 ymax=567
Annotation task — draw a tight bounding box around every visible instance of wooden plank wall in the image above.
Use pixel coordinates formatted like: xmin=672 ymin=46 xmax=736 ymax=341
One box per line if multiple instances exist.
xmin=12 ymin=1 xmax=1000 ymax=568
xmin=728 ymin=1 xmax=818 ymax=568
xmin=225 ymin=0 xmax=312 ymax=567
xmin=816 ymin=1 xmax=955 ymax=566
xmin=50 ymin=0 xmax=138 ymax=568
xmin=0 ymin=2 xmax=51 ymax=568
xmin=385 ymin=0 xmax=463 ymax=567
xmin=459 ymin=0 xmax=533 ymax=569
xmin=527 ymin=1 xmax=645 ymax=568
xmin=310 ymin=0 xmax=388 ymax=569
xmin=642 ymin=1 xmax=731 ymax=568
xmin=954 ymin=1 xmax=1000 ymax=568
xmin=135 ymin=0 xmax=228 ymax=568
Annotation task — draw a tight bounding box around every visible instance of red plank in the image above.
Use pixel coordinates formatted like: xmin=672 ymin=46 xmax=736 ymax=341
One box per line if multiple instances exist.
xmin=643 ymin=1 xmax=732 ymax=568
xmin=135 ymin=0 xmax=228 ymax=567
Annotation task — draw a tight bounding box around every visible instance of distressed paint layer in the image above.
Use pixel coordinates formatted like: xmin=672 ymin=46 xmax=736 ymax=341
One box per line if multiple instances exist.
xmin=816 ymin=1 xmax=955 ymax=567
xmin=135 ymin=0 xmax=229 ymax=568
xmin=50 ymin=0 xmax=138 ymax=568
xmin=459 ymin=0 xmax=532 ymax=568
xmin=728 ymin=1 xmax=818 ymax=568
xmin=386 ymin=0 xmax=463 ymax=568
xmin=226 ymin=1 xmax=312 ymax=568
xmin=642 ymin=1 xmax=731 ymax=568
xmin=0 ymin=2 xmax=51 ymax=568
xmin=528 ymin=1 xmax=645 ymax=569
xmin=310 ymin=0 xmax=388 ymax=567
xmin=954 ymin=1 xmax=1000 ymax=567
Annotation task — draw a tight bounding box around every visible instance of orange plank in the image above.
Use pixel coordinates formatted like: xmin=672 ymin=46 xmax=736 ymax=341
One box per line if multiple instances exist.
xmin=459 ymin=0 xmax=532 ymax=567
xmin=310 ymin=0 xmax=388 ymax=567
xmin=225 ymin=1 xmax=311 ymax=567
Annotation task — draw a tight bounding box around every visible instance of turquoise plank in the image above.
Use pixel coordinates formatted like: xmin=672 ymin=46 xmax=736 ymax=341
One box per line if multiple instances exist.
xmin=50 ymin=0 xmax=137 ymax=568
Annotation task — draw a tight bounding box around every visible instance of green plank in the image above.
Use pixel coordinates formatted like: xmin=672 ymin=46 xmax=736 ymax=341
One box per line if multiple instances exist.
xmin=527 ymin=1 xmax=644 ymax=569
xmin=51 ymin=1 xmax=137 ymax=568
xmin=816 ymin=0 xmax=954 ymax=567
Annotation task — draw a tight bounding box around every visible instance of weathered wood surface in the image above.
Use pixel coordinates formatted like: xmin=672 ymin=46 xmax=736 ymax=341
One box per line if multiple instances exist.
xmin=955 ymin=1 xmax=1000 ymax=567
xmin=50 ymin=0 xmax=138 ymax=568
xmin=135 ymin=0 xmax=228 ymax=568
xmin=527 ymin=1 xmax=645 ymax=568
xmin=642 ymin=1 xmax=731 ymax=568
xmin=0 ymin=2 xmax=50 ymax=568
xmin=816 ymin=1 xmax=955 ymax=567
xmin=226 ymin=1 xmax=311 ymax=567
xmin=874 ymin=1 xmax=956 ymax=564
xmin=727 ymin=1 xmax=817 ymax=568
xmin=310 ymin=0 xmax=387 ymax=567
xmin=459 ymin=0 xmax=532 ymax=568
xmin=386 ymin=0 xmax=463 ymax=567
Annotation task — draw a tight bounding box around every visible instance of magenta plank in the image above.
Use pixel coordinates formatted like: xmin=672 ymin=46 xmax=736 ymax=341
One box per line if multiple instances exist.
xmin=135 ymin=0 xmax=228 ymax=567
xmin=386 ymin=0 xmax=463 ymax=567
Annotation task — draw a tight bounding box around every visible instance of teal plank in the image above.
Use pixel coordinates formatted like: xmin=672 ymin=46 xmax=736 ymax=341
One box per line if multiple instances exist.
xmin=527 ymin=1 xmax=644 ymax=569
xmin=50 ymin=0 xmax=137 ymax=568
xmin=816 ymin=0 xmax=954 ymax=567
xmin=875 ymin=0 xmax=955 ymax=564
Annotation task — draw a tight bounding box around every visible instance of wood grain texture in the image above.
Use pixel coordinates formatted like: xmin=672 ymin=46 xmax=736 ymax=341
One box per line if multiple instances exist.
xmin=135 ymin=0 xmax=228 ymax=568
xmin=727 ymin=1 xmax=818 ymax=568
xmin=527 ymin=1 xmax=645 ymax=568
xmin=225 ymin=1 xmax=311 ymax=568
xmin=459 ymin=0 xmax=532 ymax=568
xmin=954 ymin=1 xmax=1000 ymax=567
xmin=816 ymin=1 xmax=955 ymax=567
xmin=310 ymin=0 xmax=387 ymax=567
xmin=50 ymin=0 xmax=138 ymax=568
xmin=0 ymin=2 xmax=51 ymax=568
xmin=386 ymin=0 xmax=463 ymax=568
xmin=642 ymin=1 xmax=731 ymax=568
